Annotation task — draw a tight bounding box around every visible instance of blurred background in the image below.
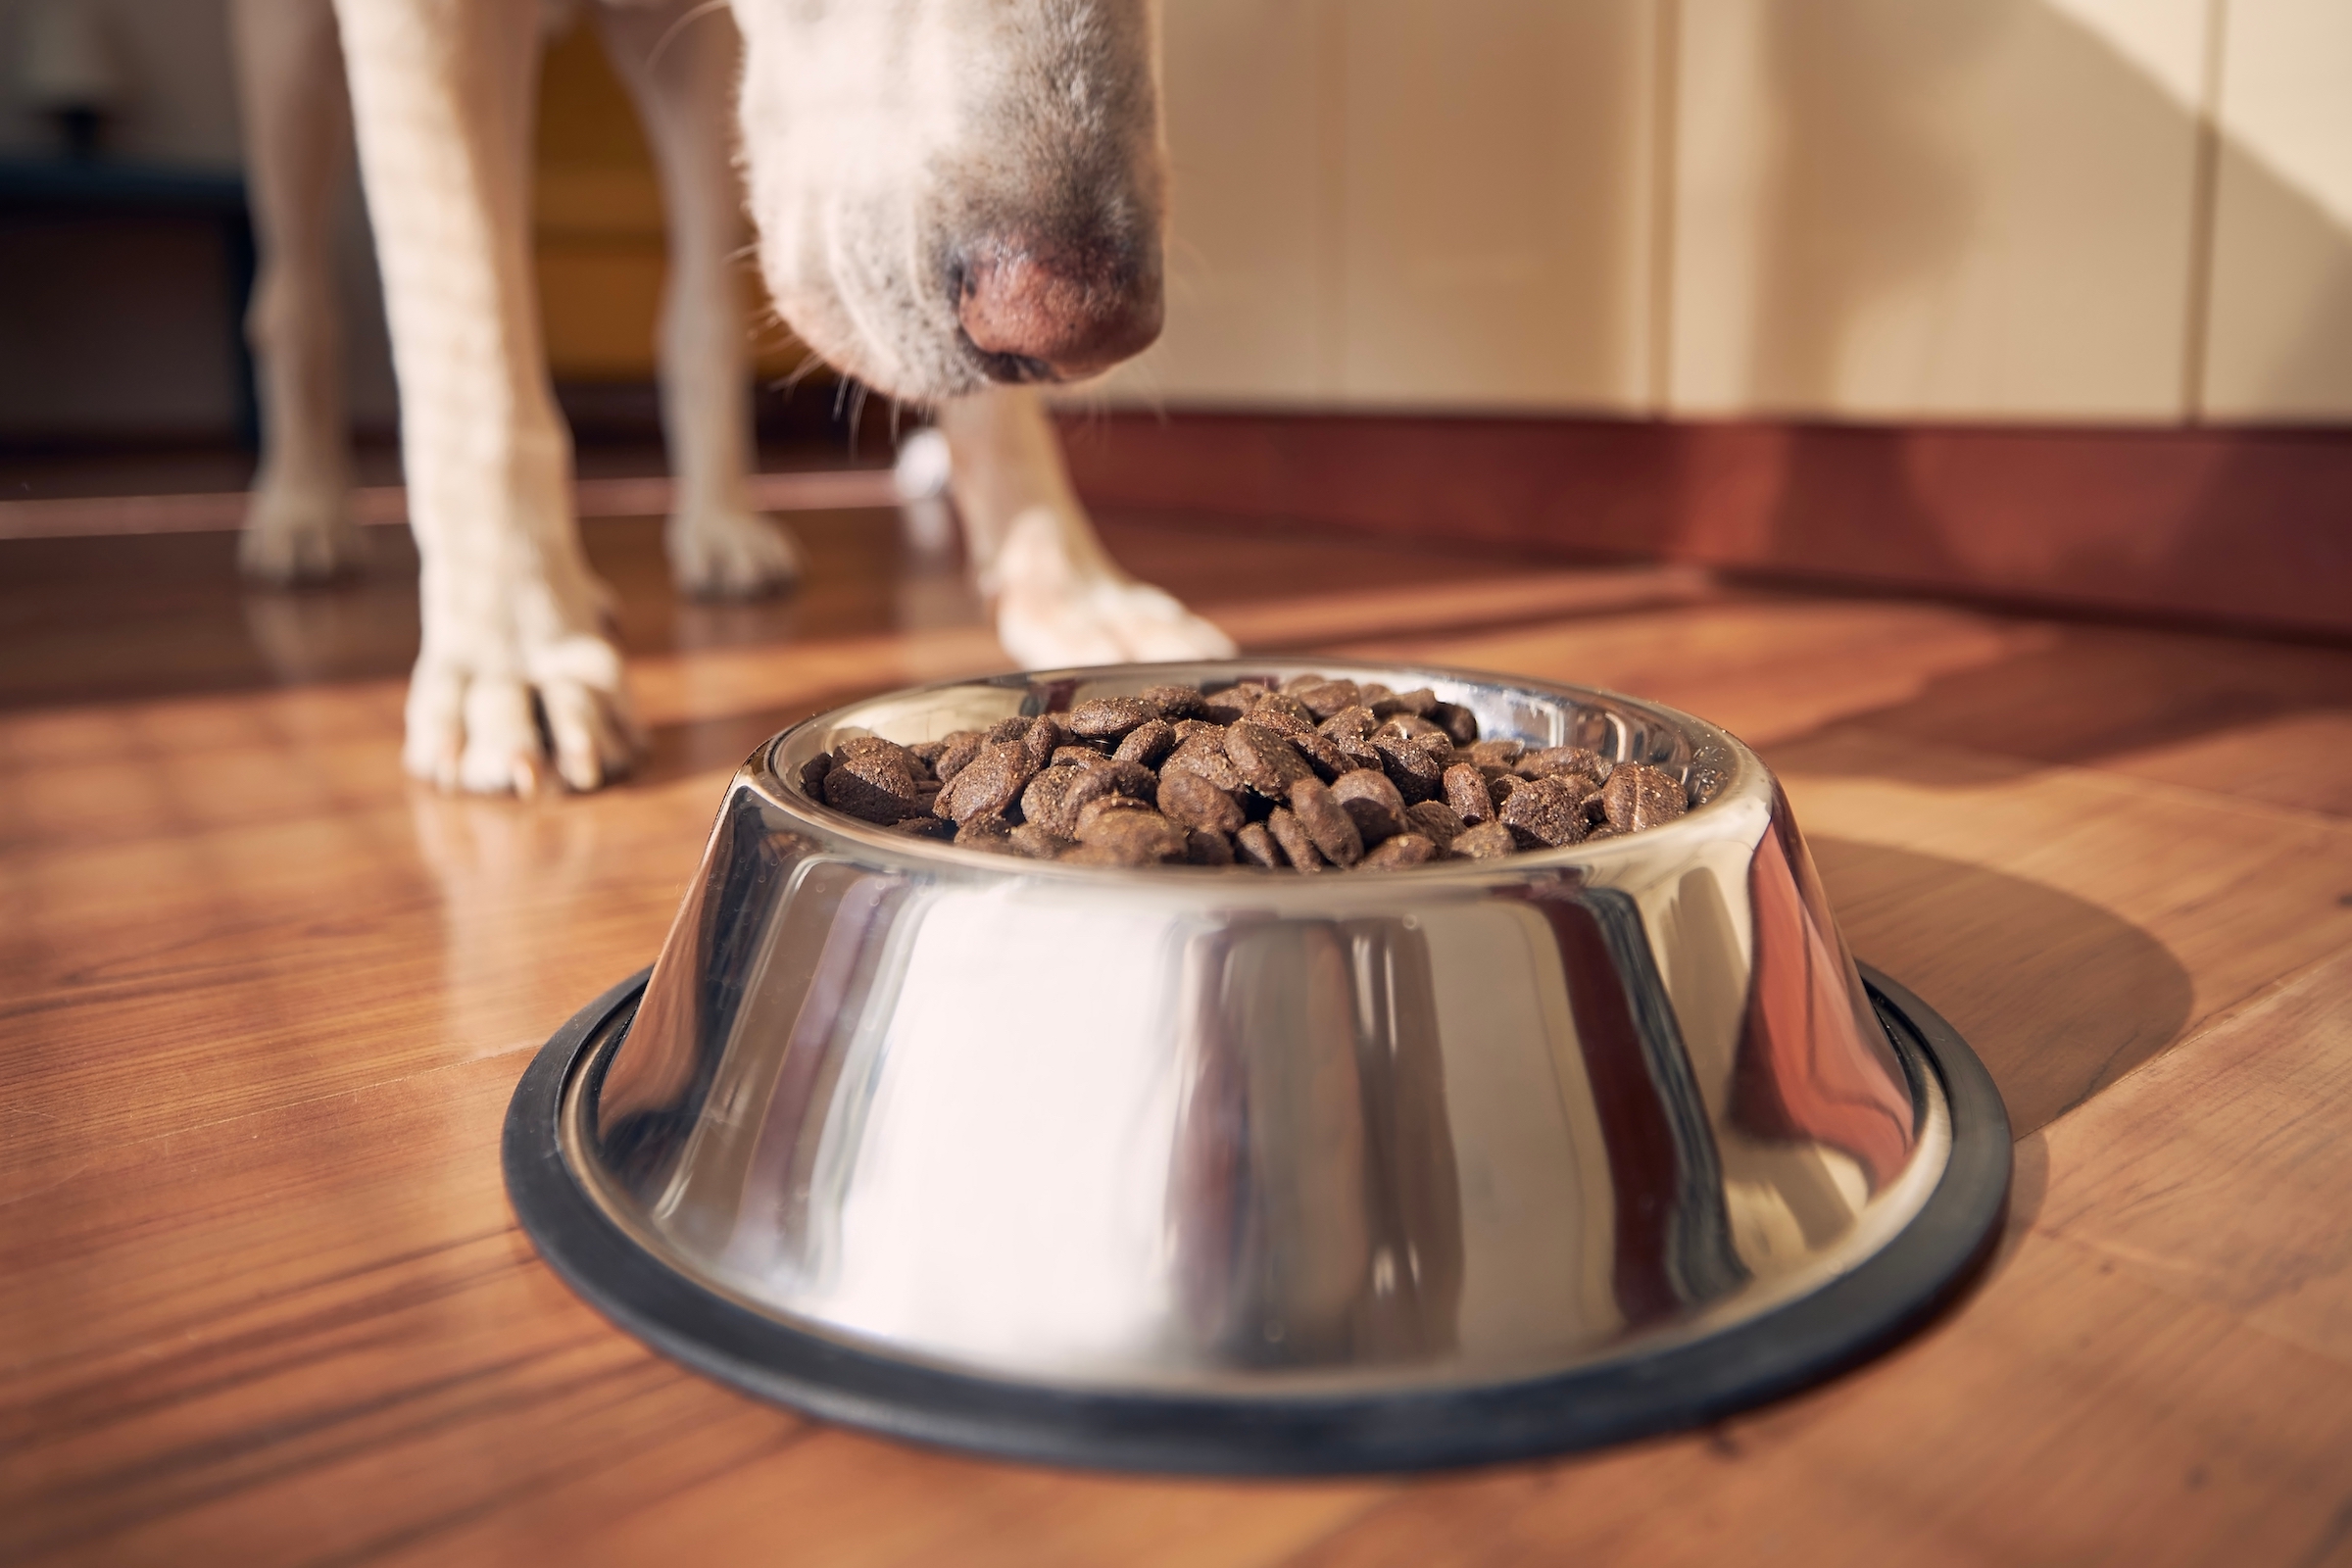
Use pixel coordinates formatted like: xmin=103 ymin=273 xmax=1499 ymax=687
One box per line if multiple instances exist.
xmin=2 ymin=0 xmax=2347 ymax=630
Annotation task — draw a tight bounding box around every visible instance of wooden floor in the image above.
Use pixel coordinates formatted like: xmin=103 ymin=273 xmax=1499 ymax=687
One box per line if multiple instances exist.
xmin=5 ymin=502 xmax=2351 ymax=1567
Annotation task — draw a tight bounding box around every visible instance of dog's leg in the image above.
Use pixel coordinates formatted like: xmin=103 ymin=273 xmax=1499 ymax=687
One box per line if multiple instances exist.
xmin=593 ymin=0 xmax=802 ymax=599
xmin=939 ymin=388 xmax=1237 ymax=666
xmin=230 ymin=0 xmax=364 ymax=583
xmin=333 ymin=0 xmax=638 ymax=793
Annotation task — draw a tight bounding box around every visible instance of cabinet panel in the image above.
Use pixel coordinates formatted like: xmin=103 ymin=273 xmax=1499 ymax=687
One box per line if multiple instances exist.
xmin=1669 ymin=0 xmax=2208 ymax=421
xmin=1334 ymin=0 xmax=1658 ymax=411
xmin=2201 ymin=0 xmax=2352 ymax=421
xmin=1091 ymin=0 xmax=1333 ymax=406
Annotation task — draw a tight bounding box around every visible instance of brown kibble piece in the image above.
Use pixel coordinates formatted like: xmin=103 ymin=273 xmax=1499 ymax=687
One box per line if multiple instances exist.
xmin=1447 ymin=821 xmax=1518 ymax=860
xmin=798 ymin=752 xmax=834 ymax=798
xmin=1252 ymin=691 xmax=1318 ymax=728
xmin=953 ymin=814 xmax=1011 ymax=848
xmin=1163 ymin=732 xmax=1246 ymax=793
xmin=1140 ymin=684 xmax=1203 ymax=719
xmin=1429 ymin=702 xmax=1479 ymax=746
xmin=1373 ymin=735 xmax=1444 ymax=804
xmin=1600 ymin=763 xmax=1688 ymax=831
xmin=1157 ymin=767 xmax=1246 ymax=834
xmin=1358 ymin=832 xmax=1437 ymax=869
xmin=935 ymin=741 xmax=1035 ymax=823
xmin=1102 ymin=758 xmax=1161 ymax=797
xmin=1021 ymin=763 xmax=1113 ymax=838
xmin=1405 ymin=799 xmax=1466 ymax=850
xmin=1187 ymin=828 xmax=1236 ymax=865
xmin=1517 ymin=745 xmax=1609 ymax=785
xmin=1074 ymin=792 xmax=1152 ymax=832
xmin=1289 ymin=778 xmax=1365 ymax=866
xmin=1330 ymin=767 xmax=1408 ymax=843
xmin=1320 ymin=705 xmax=1378 ymax=743
xmin=1198 ymin=687 xmax=1253 ymax=724
xmin=1295 ymin=680 xmax=1361 ymax=719
xmin=1021 ymin=715 xmax=1069 ymax=771
xmin=1074 ymin=808 xmax=1191 ymax=865
xmin=888 ymin=815 xmax=955 ymax=841
xmin=1444 ymin=762 xmax=1494 ymax=825
xmin=1378 ymin=712 xmax=1446 ymax=745
xmin=1225 ymin=721 xmax=1315 ymax=799
xmin=1253 ymin=709 xmax=1353 ymax=780
xmin=1465 ymin=738 xmax=1524 ymax=768
xmin=1066 ymin=696 xmax=1159 ymax=740
xmin=1372 ymin=686 xmax=1438 ymax=718
xmin=1498 ymin=775 xmax=1590 ymax=848
xmin=823 ymin=737 xmax=933 ymax=824
xmin=1008 ymin=823 xmax=1073 ymax=859
xmin=934 ymin=730 xmax=986 ymax=782
xmin=1234 ymin=821 xmax=1285 ymax=868
xmin=1114 ymin=718 xmax=1178 ymax=766
xmin=1266 ymin=807 xmax=1326 ymax=872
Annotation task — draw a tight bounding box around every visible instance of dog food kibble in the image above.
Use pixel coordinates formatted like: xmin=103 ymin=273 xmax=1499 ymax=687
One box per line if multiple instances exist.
xmin=1449 ymin=820 xmax=1518 ymax=859
xmin=1158 ymin=766 xmax=1246 ymax=834
xmin=1234 ymin=820 xmax=1283 ymax=868
xmin=1602 ymin=762 xmax=1687 ymax=832
xmin=1328 ymin=764 xmax=1409 ymax=843
xmin=1289 ymin=777 xmax=1366 ymax=866
xmin=1373 ymin=735 xmax=1445 ymax=804
xmin=1360 ymin=831 xmax=1438 ymax=869
xmin=1114 ymin=718 xmax=1178 ymax=766
xmin=1444 ymin=762 xmax=1494 ymax=825
xmin=794 ymin=675 xmax=1690 ymax=870
xmin=1499 ymin=774 xmax=1591 ymax=848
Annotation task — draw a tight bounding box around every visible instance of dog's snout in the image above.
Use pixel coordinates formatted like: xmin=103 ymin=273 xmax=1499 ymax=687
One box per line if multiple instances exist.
xmin=954 ymin=240 xmax=1162 ymax=384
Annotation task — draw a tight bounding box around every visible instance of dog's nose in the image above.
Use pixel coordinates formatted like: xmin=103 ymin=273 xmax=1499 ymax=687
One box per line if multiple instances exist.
xmin=955 ymin=241 xmax=1162 ymax=383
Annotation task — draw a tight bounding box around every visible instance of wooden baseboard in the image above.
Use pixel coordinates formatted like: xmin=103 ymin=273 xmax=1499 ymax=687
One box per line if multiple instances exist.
xmin=1056 ymin=411 xmax=2352 ymax=638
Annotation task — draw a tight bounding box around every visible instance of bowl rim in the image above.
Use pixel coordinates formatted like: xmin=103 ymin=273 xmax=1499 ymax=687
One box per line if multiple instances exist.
xmin=741 ymin=659 xmax=1772 ymax=889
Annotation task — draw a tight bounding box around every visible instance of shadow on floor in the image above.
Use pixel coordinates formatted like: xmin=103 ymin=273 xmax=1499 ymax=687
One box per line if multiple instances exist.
xmin=1811 ymin=837 xmax=2193 ymax=1138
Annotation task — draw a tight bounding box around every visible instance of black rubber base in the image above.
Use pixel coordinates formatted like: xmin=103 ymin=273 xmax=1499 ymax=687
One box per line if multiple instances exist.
xmin=504 ymin=964 xmax=2010 ymax=1475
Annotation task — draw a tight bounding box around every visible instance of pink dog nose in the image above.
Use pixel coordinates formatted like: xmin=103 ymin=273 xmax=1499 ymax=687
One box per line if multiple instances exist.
xmin=955 ymin=241 xmax=1163 ymax=383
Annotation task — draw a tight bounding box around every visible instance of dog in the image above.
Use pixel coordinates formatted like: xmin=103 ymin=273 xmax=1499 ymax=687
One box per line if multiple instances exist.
xmin=231 ymin=0 xmax=1232 ymax=795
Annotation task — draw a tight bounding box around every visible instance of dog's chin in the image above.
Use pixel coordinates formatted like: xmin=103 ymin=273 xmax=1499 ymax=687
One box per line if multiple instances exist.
xmin=764 ymin=280 xmax=995 ymax=406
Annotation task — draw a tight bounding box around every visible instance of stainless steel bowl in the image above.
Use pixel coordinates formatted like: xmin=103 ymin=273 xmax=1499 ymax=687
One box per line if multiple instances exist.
xmin=505 ymin=661 xmax=2009 ymax=1472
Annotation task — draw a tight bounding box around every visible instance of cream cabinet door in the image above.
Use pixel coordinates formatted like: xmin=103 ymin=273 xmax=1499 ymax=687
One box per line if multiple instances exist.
xmin=1332 ymin=0 xmax=1661 ymax=411
xmin=1667 ymin=0 xmax=2210 ymax=421
xmin=1094 ymin=0 xmax=1335 ymax=405
xmin=2201 ymin=0 xmax=2352 ymax=421
xmin=1098 ymin=0 xmax=1660 ymax=412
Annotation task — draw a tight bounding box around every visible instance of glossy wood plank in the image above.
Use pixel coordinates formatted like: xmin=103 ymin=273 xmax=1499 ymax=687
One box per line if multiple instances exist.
xmin=4 ymin=511 xmax=2349 ymax=1565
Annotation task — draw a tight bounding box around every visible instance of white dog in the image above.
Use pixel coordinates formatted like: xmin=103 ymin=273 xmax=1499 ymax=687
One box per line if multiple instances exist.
xmin=231 ymin=0 xmax=1232 ymax=795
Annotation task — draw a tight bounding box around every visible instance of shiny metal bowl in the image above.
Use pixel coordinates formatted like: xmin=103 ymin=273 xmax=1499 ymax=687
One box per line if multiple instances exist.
xmin=505 ymin=661 xmax=2009 ymax=1472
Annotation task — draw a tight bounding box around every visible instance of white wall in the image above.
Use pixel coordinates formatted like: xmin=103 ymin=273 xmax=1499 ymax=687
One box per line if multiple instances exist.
xmin=1097 ymin=0 xmax=2352 ymax=425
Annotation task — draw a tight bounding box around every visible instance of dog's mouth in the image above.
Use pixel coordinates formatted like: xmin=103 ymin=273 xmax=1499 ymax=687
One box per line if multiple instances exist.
xmin=954 ymin=327 xmax=1060 ymax=388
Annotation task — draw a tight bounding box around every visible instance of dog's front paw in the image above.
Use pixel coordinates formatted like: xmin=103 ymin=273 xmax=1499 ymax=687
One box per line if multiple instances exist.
xmin=403 ymin=632 xmax=642 ymax=797
xmin=990 ymin=508 xmax=1236 ymax=668
xmin=239 ymin=484 xmax=364 ymax=584
xmin=667 ymin=509 xmax=804 ymax=598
